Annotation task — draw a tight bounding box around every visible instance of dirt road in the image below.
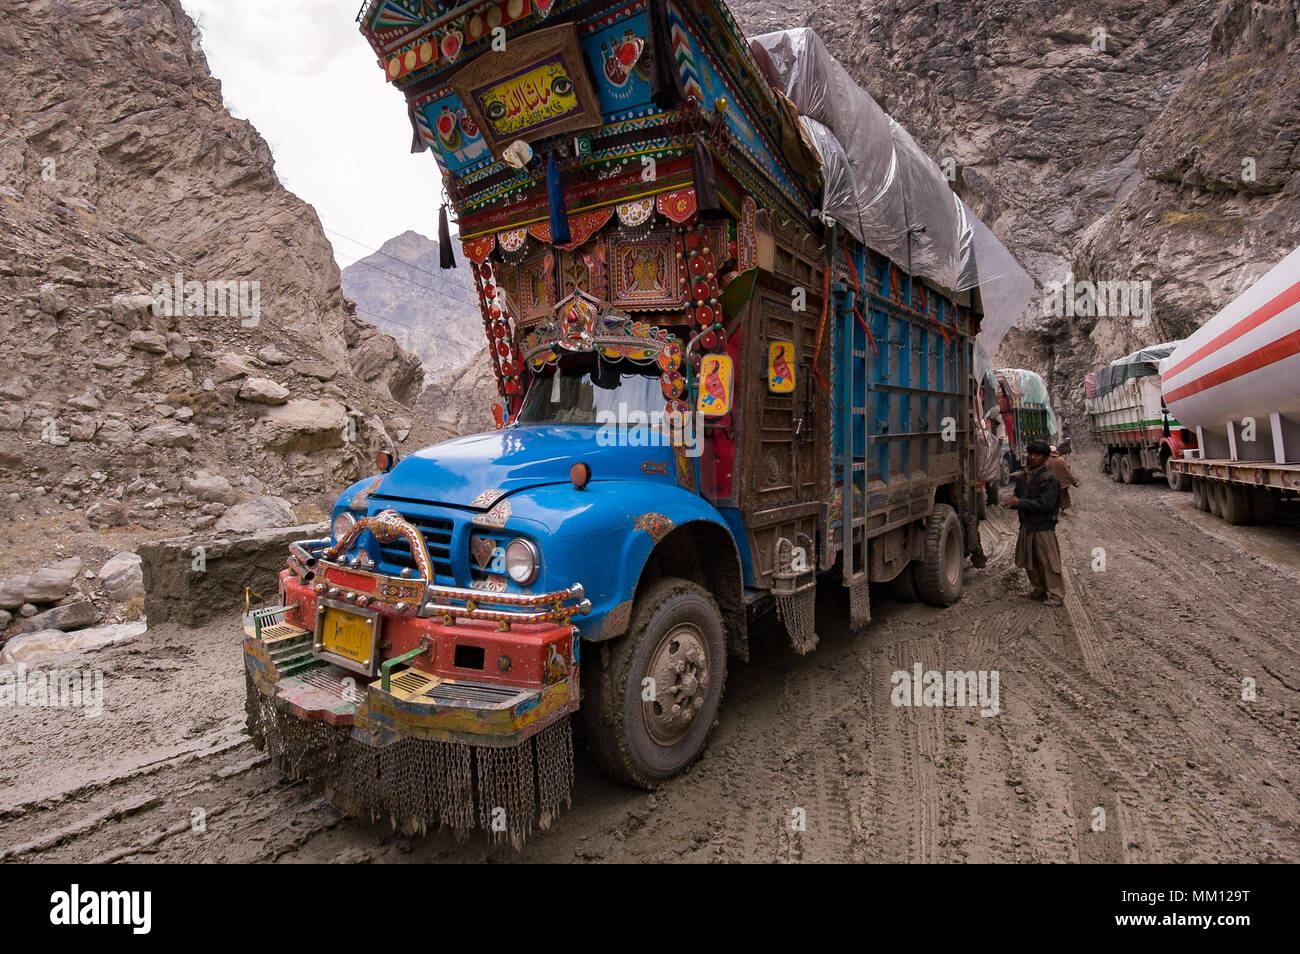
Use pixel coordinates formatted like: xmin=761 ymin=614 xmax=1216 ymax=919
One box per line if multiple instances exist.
xmin=2 ymin=449 xmax=1298 ymax=863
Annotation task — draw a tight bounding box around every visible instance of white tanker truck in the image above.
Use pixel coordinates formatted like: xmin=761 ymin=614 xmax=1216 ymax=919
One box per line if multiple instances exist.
xmin=1162 ymin=245 xmax=1300 ymax=525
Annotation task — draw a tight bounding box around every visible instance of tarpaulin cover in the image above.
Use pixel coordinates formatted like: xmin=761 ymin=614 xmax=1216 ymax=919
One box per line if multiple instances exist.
xmin=1093 ymin=342 xmax=1181 ymax=399
xmin=749 ymin=28 xmax=1032 ymax=370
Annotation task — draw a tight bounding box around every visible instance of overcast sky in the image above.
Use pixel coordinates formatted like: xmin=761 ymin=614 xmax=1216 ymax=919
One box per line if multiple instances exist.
xmin=182 ymin=0 xmax=445 ymax=268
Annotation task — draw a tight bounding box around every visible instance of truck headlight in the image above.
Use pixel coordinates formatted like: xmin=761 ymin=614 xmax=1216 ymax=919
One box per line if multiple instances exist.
xmin=504 ymin=538 xmax=539 ymax=585
xmin=332 ymin=511 xmax=358 ymax=543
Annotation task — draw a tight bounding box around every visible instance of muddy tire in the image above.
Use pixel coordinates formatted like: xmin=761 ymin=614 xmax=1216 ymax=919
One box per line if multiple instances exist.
xmin=1208 ymin=480 xmax=1225 ymax=518
xmin=1253 ymin=487 xmax=1277 ymax=525
xmin=888 ymin=562 xmax=919 ymax=603
xmin=1120 ymin=455 xmax=1138 ymax=484
xmin=1164 ymin=460 xmax=1190 ymax=493
xmin=1221 ymin=483 xmax=1253 ymax=525
xmin=1111 ymin=455 xmax=1125 ymax=483
xmin=1191 ymin=478 xmax=1210 ymax=512
xmin=581 ymin=577 xmax=726 ymax=789
xmin=915 ymin=503 xmax=964 ymax=607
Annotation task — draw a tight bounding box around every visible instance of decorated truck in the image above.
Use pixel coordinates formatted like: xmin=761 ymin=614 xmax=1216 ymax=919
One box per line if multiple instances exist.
xmin=242 ymin=0 xmax=1030 ymax=843
xmin=1163 ymin=245 xmax=1300 ymax=525
xmin=1085 ymin=343 xmax=1196 ymax=489
xmin=983 ymin=368 xmax=1058 ymax=477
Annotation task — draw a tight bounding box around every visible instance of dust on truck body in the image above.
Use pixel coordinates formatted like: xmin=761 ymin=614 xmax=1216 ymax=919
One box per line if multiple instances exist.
xmin=243 ymin=0 xmax=1029 ymax=842
xmin=1162 ymin=245 xmax=1300 ymax=525
xmin=1085 ymin=343 xmax=1196 ymax=489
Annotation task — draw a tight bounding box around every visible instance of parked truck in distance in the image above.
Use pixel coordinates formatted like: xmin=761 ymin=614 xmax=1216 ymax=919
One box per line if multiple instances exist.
xmin=1163 ymin=246 xmax=1300 ymax=525
xmin=984 ymin=368 xmax=1058 ymax=478
xmin=1086 ymin=344 xmax=1196 ymax=489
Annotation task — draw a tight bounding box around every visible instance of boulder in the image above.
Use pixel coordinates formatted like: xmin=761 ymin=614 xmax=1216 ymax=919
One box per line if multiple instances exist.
xmin=238 ymin=376 xmax=290 ymax=405
xmin=39 ymin=283 xmax=67 ymax=316
xmin=110 ymin=293 xmax=158 ymax=330
xmin=258 ymin=345 xmax=293 ymax=365
xmin=214 ymin=496 xmax=296 ymax=533
xmin=23 ymin=557 xmax=82 ymax=603
xmin=0 ymin=622 xmax=147 ymax=665
xmin=184 ymin=470 xmax=237 ymax=505
xmin=0 ymin=576 xmax=28 ymax=610
xmin=19 ymin=599 xmax=99 ymax=633
xmin=86 ymin=500 xmax=127 ymax=527
xmin=99 ymin=552 xmax=144 ymax=602
xmin=129 ymin=330 xmax=168 ymax=353
xmin=138 ymin=521 xmax=326 ymax=626
xmin=253 ymin=398 xmax=348 ymax=453
xmin=95 ymin=418 xmax=134 ymax=445
xmin=212 ymin=351 xmax=256 ymax=383
xmin=137 ymin=421 xmax=196 ymax=447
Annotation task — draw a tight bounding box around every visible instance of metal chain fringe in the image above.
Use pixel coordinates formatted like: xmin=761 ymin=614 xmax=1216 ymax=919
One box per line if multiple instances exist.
xmin=776 ymin=584 xmax=819 ymax=655
xmin=245 ymin=677 xmax=573 ymax=848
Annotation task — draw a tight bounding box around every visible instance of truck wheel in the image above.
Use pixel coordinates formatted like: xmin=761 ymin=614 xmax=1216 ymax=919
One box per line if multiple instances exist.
xmin=1253 ymin=487 xmax=1277 ymax=525
xmin=1110 ymin=455 xmax=1125 ymax=483
xmin=888 ymin=563 xmax=919 ymax=603
xmin=1208 ymin=481 xmax=1225 ymax=518
xmin=1221 ymin=483 xmax=1253 ymax=525
xmin=1191 ymin=478 xmax=1210 ymax=512
xmin=915 ymin=504 xmax=964 ymax=607
xmin=581 ymin=577 xmax=726 ymax=789
xmin=1166 ymin=467 xmax=1190 ymax=492
xmin=1119 ymin=455 xmax=1137 ymax=484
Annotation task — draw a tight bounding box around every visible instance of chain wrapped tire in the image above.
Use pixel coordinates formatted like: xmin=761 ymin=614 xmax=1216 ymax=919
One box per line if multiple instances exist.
xmin=581 ymin=577 xmax=726 ymax=789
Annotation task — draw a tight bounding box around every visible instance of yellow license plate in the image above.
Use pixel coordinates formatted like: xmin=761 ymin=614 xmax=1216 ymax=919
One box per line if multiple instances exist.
xmin=319 ymin=607 xmax=374 ymax=665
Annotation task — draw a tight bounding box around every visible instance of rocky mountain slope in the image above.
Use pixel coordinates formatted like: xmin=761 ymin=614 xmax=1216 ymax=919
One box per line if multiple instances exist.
xmin=0 ymin=0 xmax=446 ymax=637
xmin=732 ymin=0 xmax=1300 ymax=428
xmin=341 ymin=230 xmax=482 ymax=376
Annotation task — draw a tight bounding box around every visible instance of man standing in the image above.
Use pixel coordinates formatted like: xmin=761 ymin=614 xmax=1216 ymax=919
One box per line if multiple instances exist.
xmin=1048 ymin=438 xmax=1081 ymax=512
xmin=1002 ymin=440 xmax=1065 ymax=607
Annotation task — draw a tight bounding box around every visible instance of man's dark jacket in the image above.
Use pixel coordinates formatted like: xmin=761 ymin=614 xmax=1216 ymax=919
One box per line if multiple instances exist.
xmin=1014 ymin=465 xmax=1061 ymax=531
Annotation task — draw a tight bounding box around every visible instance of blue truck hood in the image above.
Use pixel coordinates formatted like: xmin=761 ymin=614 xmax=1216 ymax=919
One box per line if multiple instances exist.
xmin=366 ymin=424 xmax=677 ymax=508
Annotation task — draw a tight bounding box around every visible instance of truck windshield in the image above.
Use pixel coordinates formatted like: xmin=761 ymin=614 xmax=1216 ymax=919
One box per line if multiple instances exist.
xmin=516 ymin=355 xmax=663 ymax=425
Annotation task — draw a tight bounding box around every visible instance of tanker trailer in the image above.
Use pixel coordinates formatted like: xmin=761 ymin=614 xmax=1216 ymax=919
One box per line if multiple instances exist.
xmin=1162 ymin=245 xmax=1300 ymax=525
xmin=1085 ymin=343 xmax=1195 ymax=488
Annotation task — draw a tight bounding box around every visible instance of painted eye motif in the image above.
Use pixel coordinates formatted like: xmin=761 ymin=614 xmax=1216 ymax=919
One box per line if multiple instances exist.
xmin=486 ymin=100 xmax=507 ymax=122
xmin=551 ymin=75 xmax=573 ymax=97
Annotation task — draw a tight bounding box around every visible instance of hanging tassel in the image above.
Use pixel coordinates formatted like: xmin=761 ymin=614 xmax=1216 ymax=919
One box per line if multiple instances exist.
xmin=648 ymin=0 xmax=685 ymax=109
xmin=693 ymin=134 xmax=720 ymax=215
xmin=547 ymin=150 xmax=571 ymax=246
xmin=408 ymin=106 xmax=427 ymax=154
xmin=438 ymin=204 xmax=456 ymax=270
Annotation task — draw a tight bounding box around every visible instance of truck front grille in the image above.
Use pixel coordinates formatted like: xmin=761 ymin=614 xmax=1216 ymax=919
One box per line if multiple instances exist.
xmin=374 ymin=513 xmax=455 ymax=585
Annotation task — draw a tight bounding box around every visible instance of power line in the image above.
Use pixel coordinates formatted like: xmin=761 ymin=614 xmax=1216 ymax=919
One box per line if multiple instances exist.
xmin=327 ymin=225 xmax=467 ymax=286
xmin=320 ymin=221 xmax=487 ymax=356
